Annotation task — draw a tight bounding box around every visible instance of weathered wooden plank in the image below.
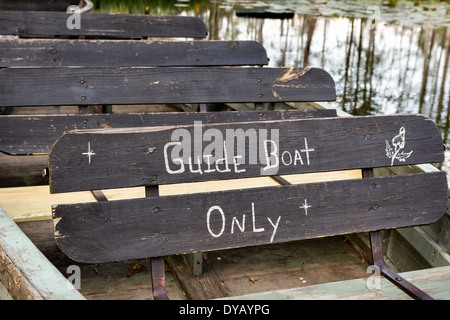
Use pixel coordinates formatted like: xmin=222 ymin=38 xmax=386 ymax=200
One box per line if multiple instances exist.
xmin=0 ymin=110 xmax=336 ymax=155
xmin=166 ymin=255 xmax=229 ymax=300
xmin=311 ymin=101 xmax=450 ymax=272
xmin=0 ymin=11 xmax=207 ymax=38
xmin=52 ymin=172 xmax=448 ymax=263
xmin=0 ymin=1 xmax=78 ymax=12
xmin=48 ymin=114 xmax=444 ymax=193
xmin=0 ymin=185 xmax=146 ymax=222
xmin=0 ymin=205 xmax=85 ymax=300
xmin=205 ymin=236 xmax=369 ymax=299
xmin=0 ymin=39 xmax=268 ymax=67
xmin=221 ymin=266 xmax=450 ymax=300
xmin=0 ymin=67 xmax=336 ymax=107
xmin=396 ymin=227 xmax=450 ymax=267
xmin=1 ymin=170 xmax=358 ymax=223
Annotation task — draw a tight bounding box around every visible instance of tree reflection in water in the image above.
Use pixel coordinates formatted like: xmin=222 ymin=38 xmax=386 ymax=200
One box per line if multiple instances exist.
xmin=94 ymin=0 xmax=449 ymax=166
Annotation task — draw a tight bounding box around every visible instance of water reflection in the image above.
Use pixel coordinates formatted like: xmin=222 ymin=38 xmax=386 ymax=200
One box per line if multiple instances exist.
xmin=93 ymin=0 xmax=449 ymax=148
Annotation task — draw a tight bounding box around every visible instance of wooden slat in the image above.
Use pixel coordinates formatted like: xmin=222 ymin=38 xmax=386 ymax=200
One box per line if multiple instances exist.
xmin=0 ymin=67 xmax=336 ymax=106
xmin=0 ymin=1 xmax=79 ymax=12
xmin=48 ymin=114 xmax=444 ymax=193
xmin=0 ymin=185 xmax=144 ymax=222
xmin=159 ymin=169 xmax=362 ymax=196
xmin=221 ymin=266 xmax=450 ymax=300
xmin=0 ymin=11 xmax=207 ymax=38
xmin=52 ymin=172 xmax=448 ymax=263
xmin=0 ymin=39 xmax=268 ymax=67
xmin=0 ymin=110 xmax=336 ymax=155
xmin=0 ymin=67 xmax=336 ymax=107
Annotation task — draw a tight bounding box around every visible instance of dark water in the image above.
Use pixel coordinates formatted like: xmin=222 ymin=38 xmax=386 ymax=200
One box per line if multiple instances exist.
xmin=93 ymin=0 xmax=449 ymax=150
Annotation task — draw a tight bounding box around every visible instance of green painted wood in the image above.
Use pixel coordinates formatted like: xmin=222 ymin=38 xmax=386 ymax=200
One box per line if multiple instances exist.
xmin=0 ymin=205 xmax=85 ymax=300
xmin=396 ymin=227 xmax=450 ymax=267
xmin=221 ymin=266 xmax=450 ymax=300
xmin=0 ymin=39 xmax=268 ymax=67
xmin=0 ymin=281 xmax=13 ymax=300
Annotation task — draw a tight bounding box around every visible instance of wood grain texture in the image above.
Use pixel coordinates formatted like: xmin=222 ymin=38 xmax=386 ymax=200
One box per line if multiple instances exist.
xmin=0 ymin=1 xmax=79 ymax=12
xmin=52 ymin=172 xmax=448 ymax=263
xmin=0 ymin=110 xmax=336 ymax=155
xmin=222 ymin=266 xmax=450 ymax=300
xmin=0 ymin=39 xmax=268 ymax=67
xmin=0 ymin=11 xmax=207 ymax=38
xmin=0 ymin=67 xmax=336 ymax=106
xmin=48 ymin=114 xmax=444 ymax=193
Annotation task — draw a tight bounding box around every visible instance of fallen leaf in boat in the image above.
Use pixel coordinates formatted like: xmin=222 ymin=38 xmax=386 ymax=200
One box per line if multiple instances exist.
xmin=249 ymin=277 xmax=262 ymax=286
xmin=127 ymin=263 xmax=146 ymax=277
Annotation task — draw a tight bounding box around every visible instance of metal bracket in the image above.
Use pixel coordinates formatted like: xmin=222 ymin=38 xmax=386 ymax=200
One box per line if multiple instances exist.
xmin=145 ymin=186 xmax=169 ymax=300
xmin=150 ymin=257 xmax=169 ymax=300
xmin=369 ymin=231 xmax=433 ymax=300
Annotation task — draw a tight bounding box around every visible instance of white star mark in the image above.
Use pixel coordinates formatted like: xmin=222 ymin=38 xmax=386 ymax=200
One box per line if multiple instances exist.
xmin=82 ymin=142 xmax=95 ymax=165
xmin=300 ymin=199 xmax=311 ymax=216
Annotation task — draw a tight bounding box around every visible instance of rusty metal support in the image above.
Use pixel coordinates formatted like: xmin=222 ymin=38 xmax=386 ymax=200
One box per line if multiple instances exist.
xmin=363 ymin=168 xmax=433 ymax=300
xmin=369 ymin=231 xmax=433 ymax=300
xmin=150 ymin=257 xmax=169 ymax=300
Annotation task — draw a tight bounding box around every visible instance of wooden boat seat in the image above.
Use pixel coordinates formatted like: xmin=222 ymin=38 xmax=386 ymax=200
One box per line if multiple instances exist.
xmin=0 ymin=62 xmax=448 ymax=300
xmin=42 ymin=67 xmax=447 ymax=300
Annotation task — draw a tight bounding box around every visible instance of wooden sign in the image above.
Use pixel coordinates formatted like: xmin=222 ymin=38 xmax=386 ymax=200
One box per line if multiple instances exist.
xmin=53 ymin=171 xmax=448 ymax=263
xmin=49 ymin=114 xmax=445 ymax=193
